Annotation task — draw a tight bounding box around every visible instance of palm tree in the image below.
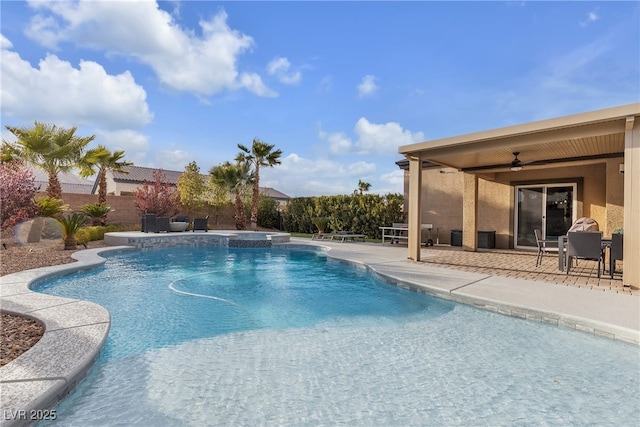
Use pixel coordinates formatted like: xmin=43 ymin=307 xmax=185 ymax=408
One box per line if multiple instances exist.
xmin=80 ymin=145 xmax=132 ymax=204
xmin=3 ymin=122 xmax=95 ymax=199
xmin=356 ymin=180 xmax=372 ymax=195
xmin=209 ymin=161 xmax=254 ymax=230
xmin=236 ymin=138 xmax=282 ymax=231
xmin=55 ymin=212 xmax=88 ymax=250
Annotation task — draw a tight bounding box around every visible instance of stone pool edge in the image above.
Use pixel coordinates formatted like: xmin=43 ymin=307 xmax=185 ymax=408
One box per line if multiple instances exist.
xmin=0 ymin=246 xmax=134 ymax=427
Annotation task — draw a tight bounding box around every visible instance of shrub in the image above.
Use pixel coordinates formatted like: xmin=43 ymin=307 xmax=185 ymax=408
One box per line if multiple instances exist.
xmin=134 ymin=169 xmax=180 ymax=218
xmin=34 ymin=196 xmax=68 ymax=217
xmin=80 ymin=203 xmax=111 ymax=226
xmin=282 ymin=193 xmax=404 ymax=238
xmin=0 ymin=161 xmax=38 ymax=231
xmin=257 ymin=196 xmax=279 ymax=229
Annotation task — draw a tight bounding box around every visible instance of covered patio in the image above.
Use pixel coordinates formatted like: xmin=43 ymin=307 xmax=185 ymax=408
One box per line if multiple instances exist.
xmin=398 ymin=103 xmax=640 ymax=289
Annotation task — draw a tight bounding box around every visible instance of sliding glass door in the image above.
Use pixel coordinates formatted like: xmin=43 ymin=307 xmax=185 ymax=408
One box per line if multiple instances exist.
xmin=515 ymin=184 xmax=576 ymax=248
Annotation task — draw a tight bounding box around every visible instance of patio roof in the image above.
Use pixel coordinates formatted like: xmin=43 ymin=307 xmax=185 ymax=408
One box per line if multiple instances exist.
xmin=396 ymin=103 xmax=640 ymax=289
xmin=398 ymin=103 xmax=638 ymax=172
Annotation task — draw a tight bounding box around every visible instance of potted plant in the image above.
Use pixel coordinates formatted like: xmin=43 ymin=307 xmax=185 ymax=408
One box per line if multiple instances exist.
xmin=312 ymin=217 xmax=330 ymax=234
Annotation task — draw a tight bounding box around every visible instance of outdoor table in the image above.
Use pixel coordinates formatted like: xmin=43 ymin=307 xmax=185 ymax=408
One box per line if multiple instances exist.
xmin=380 ymin=226 xmax=409 ymax=245
xmin=379 ymin=224 xmax=433 ymax=245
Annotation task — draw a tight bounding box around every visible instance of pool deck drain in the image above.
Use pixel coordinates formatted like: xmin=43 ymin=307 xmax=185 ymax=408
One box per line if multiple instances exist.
xmin=1 ymin=234 xmax=638 ymax=426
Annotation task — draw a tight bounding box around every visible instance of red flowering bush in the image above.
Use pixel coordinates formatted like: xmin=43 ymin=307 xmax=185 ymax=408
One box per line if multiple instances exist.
xmin=0 ymin=161 xmax=39 ymax=231
xmin=133 ymin=169 xmax=180 ymax=218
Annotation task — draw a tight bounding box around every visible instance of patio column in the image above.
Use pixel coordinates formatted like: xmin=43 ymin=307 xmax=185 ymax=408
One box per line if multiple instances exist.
xmin=462 ymin=172 xmax=478 ymax=252
xmin=407 ymin=155 xmax=422 ymax=261
xmin=623 ymin=115 xmax=640 ymax=288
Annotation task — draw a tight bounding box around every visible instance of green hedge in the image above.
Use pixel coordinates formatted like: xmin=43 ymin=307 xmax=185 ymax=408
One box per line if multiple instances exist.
xmin=282 ymin=193 xmax=404 ymax=239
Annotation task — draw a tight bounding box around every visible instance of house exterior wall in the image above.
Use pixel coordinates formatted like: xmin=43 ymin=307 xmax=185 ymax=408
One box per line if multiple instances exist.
xmin=404 ymin=157 xmax=623 ymax=248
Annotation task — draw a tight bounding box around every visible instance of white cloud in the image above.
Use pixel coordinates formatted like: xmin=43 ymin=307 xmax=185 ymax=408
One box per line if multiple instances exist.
xmin=264 ymin=153 xmax=377 ymax=196
xmin=1 ymin=44 xmax=152 ymax=129
xmin=1 ymin=34 xmax=12 ymax=49
xmin=357 ymin=75 xmax=378 ymax=97
xmin=580 ymin=11 xmax=599 ymax=27
xmin=266 ymin=56 xmax=302 ymax=85
xmin=94 ymin=129 xmax=150 ymax=165
xmin=24 ymin=1 xmax=276 ymax=97
xmin=319 ymin=118 xmax=424 ymax=156
xmin=354 ymin=118 xmax=424 ymax=155
xmin=155 ymin=149 xmax=192 ymax=170
xmin=317 ymin=75 xmax=332 ymax=94
xmin=380 ymin=169 xmax=405 ymax=190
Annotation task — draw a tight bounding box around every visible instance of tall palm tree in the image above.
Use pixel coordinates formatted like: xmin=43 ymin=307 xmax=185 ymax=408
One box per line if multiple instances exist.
xmin=3 ymin=122 xmax=95 ymax=199
xmin=80 ymin=145 xmax=132 ymax=204
xmin=209 ymin=161 xmax=254 ymax=230
xmin=236 ymin=138 xmax=282 ymax=231
xmin=357 ymin=179 xmax=372 ymax=195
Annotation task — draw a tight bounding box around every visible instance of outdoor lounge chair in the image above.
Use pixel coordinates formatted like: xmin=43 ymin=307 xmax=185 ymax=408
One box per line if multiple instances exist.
xmin=566 ymin=231 xmax=605 ymax=278
xmin=330 ymin=231 xmax=366 ymax=243
xmin=193 ymin=216 xmax=208 ymax=232
xmin=533 ymin=228 xmax=557 ymax=267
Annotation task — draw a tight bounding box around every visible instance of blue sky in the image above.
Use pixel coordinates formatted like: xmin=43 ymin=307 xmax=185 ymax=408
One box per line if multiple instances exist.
xmin=1 ymin=1 xmax=638 ymax=197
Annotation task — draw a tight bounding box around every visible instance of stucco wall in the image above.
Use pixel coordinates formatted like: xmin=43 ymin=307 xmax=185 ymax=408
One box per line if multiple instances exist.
xmin=404 ymin=157 xmax=624 ymax=248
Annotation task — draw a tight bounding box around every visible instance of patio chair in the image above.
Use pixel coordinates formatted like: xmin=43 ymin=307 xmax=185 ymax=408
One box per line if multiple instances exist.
xmin=142 ymin=214 xmax=157 ymax=233
xmin=566 ymin=231 xmax=605 ymax=278
xmin=156 ymin=217 xmax=170 ymax=233
xmin=609 ymin=233 xmax=623 ymax=279
xmin=533 ymin=229 xmax=557 ymax=267
xmin=193 ymin=216 xmax=209 ymax=232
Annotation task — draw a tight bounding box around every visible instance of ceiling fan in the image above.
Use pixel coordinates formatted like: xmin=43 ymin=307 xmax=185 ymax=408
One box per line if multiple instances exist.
xmin=461 ymin=151 xmax=537 ymax=173
xmin=510 ymin=152 xmax=524 ymax=171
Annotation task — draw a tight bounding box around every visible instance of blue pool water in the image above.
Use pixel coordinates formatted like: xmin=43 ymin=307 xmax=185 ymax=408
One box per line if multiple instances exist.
xmin=37 ymin=246 xmax=639 ymax=426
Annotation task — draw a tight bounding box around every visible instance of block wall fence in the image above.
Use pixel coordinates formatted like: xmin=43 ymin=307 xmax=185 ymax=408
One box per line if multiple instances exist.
xmin=42 ymin=192 xmax=238 ymax=229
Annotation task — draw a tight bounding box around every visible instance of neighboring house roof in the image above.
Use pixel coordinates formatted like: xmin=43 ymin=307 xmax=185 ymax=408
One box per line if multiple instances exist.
xmin=261 ymin=187 xmax=290 ymax=200
xmin=110 ymin=165 xmax=183 ymax=185
xmin=107 ymin=165 xmax=290 ymax=200
xmin=27 ymin=166 xmax=95 ymax=195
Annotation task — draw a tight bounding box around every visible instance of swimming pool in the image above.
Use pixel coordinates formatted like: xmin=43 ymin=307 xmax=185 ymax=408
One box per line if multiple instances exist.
xmin=37 ymin=246 xmax=639 ymax=426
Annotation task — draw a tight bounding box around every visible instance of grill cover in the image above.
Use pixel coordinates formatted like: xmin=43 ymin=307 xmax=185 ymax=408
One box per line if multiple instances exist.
xmin=568 ymin=217 xmax=599 ymax=232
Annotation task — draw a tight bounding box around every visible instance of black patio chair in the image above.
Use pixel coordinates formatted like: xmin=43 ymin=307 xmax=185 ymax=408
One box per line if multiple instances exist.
xmin=566 ymin=231 xmax=605 ymax=278
xmin=193 ymin=216 xmax=209 ymax=232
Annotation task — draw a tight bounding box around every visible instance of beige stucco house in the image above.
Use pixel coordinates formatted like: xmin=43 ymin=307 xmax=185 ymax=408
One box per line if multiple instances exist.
xmin=98 ymin=165 xmax=290 ymax=206
xmin=397 ymin=103 xmax=639 ymax=288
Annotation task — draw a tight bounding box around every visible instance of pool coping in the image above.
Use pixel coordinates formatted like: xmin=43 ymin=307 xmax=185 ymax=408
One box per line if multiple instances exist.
xmin=1 ymin=237 xmax=638 ymax=426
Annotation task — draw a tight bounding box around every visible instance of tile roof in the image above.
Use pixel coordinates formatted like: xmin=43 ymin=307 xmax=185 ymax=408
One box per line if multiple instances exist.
xmin=261 ymin=187 xmax=290 ymax=200
xmin=110 ymin=165 xmax=182 ymax=185
xmin=112 ymin=166 xmax=290 ymax=199
xmin=27 ymin=166 xmax=96 ymax=194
